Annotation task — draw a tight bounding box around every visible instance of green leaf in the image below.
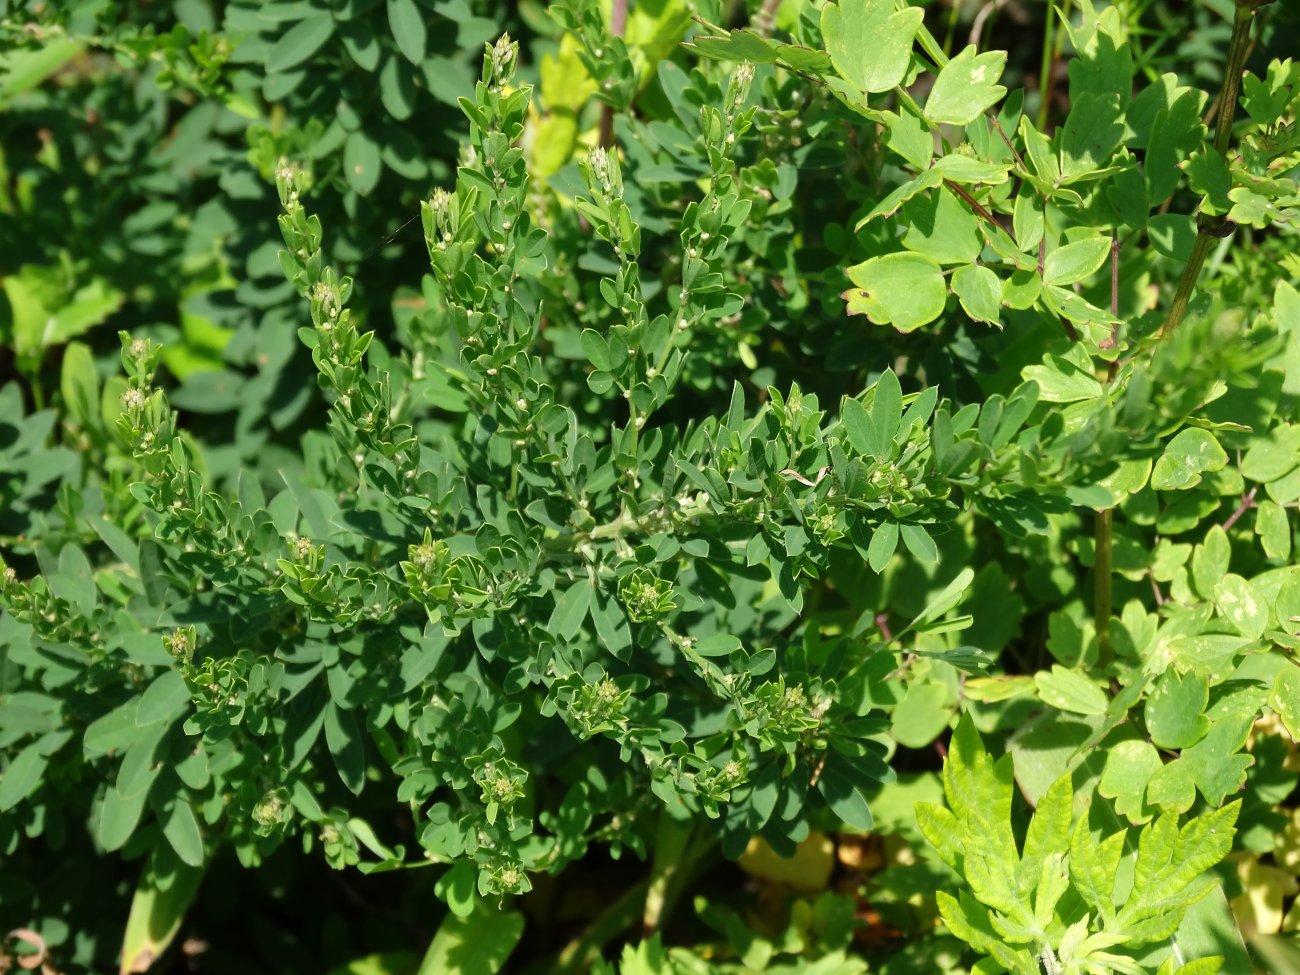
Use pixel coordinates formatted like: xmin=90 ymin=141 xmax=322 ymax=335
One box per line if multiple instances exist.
xmin=900 ymin=523 xmax=938 ymax=562
xmin=1172 ymin=887 xmax=1252 ymax=975
xmin=1242 ymin=425 xmax=1300 ymax=484
xmin=120 ymin=848 xmax=203 ymax=975
xmin=1042 ymin=236 xmax=1111 ymax=286
xmin=872 ymin=369 xmax=903 ymax=451
xmin=817 ymin=761 xmax=873 ymax=831
xmin=1191 ymin=525 xmax=1230 ymax=601
xmin=161 ymin=796 xmax=205 ymax=867
xmin=548 ymin=580 xmax=592 ymax=641
xmin=1034 ymin=665 xmax=1108 ymax=716
xmin=916 ymin=801 xmax=962 ymax=869
xmin=842 ymin=397 xmax=875 ymax=456
xmin=1117 ymin=802 xmax=1240 ymax=940
xmin=269 ymin=14 xmax=335 ymax=73
xmin=1020 ymin=774 xmax=1072 ymax=883
xmin=325 ymin=702 xmax=367 ymax=795
xmin=0 ymin=743 xmax=47 ymax=812
xmin=1151 ymin=429 xmax=1228 ymax=491
xmin=1254 ymin=500 xmax=1291 ymax=560
xmin=0 ymin=38 xmax=82 ymax=109
xmin=867 ymin=521 xmax=899 ymax=572
xmin=580 ymin=329 xmax=611 ymax=371
xmin=388 ymin=0 xmax=427 ymax=65
xmin=925 ymin=46 xmax=1007 ymax=125
xmin=943 ymin=718 xmax=1017 ymax=865
xmin=1022 ymin=350 xmax=1103 ymax=403
xmin=435 ymin=859 xmax=478 ymax=918
xmin=344 ymin=130 xmax=382 ymax=195
xmin=1059 ymin=92 xmax=1123 ymax=180
xmin=417 ymin=901 xmax=524 ymax=975
xmin=900 ymin=188 xmax=983 ymax=265
xmin=843 ymin=253 xmax=947 ymax=332
xmin=820 ymin=0 xmax=923 ymax=94
xmin=1213 ymin=574 xmax=1267 ymax=639
xmin=1268 ymin=666 xmax=1300 ymax=740
xmin=61 ymin=340 xmax=100 ymax=430
xmin=689 ymin=29 xmax=778 ymax=64
xmin=1098 ymin=739 xmax=1162 ymax=824
xmin=1069 ymin=816 xmax=1124 ymax=919
xmin=340 ymin=19 xmax=381 ymax=71
xmin=378 ymin=55 xmax=417 ymax=120
xmin=951 ymin=264 xmax=1003 ymax=325
xmin=882 ymin=108 xmax=932 ymax=169
xmin=99 ymin=783 xmax=151 ymax=851
xmin=892 ymin=681 xmax=955 ymax=747
xmin=137 ymin=670 xmax=191 ymax=727
xmin=1145 ymin=670 xmax=1209 ymax=749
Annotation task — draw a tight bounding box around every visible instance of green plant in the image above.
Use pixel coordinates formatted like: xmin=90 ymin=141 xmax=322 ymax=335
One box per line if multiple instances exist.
xmin=919 ymin=719 xmax=1241 ymax=974
xmin=2 ymin=0 xmax=1299 ymax=972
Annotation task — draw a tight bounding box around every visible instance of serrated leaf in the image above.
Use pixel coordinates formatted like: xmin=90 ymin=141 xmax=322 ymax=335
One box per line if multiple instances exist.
xmin=943 ymin=718 xmax=1018 ymax=865
xmin=1069 ymin=817 xmax=1124 ymax=921
xmin=916 ymin=801 xmax=962 ymax=869
xmin=1020 ymin=774 xmax=1072 ymax=886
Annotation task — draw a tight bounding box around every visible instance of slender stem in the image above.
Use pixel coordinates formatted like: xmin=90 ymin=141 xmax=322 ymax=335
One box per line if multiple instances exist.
xmin=1157 ymin=234 xmax=1215 ymax=339
xmin=1036 ymin=3 xmax=1054 ymax=130
xmin=1094 ymin=509 xmax=1113 ymax=667
xmin=753 ymin=0 xmax=783 ymax=36
xmin=1095 ymin=235 xmax=1120 ymax=669
xmin=913 ymin=23 xmax=952 ymax=69
xmin=1159 ymin=0 xmax=1257 ymax=340
xmin=1213 ymin=5 xmax=1255 ymax=158
xmin=1221 ymin=486 xmax=1258 ymax=531
xmin=598 ymin=0 xmax=628 ymax=149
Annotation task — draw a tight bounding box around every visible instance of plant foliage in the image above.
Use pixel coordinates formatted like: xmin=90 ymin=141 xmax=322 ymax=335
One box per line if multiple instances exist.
xmin=1 ymin=0 xmax=1299 ymax=972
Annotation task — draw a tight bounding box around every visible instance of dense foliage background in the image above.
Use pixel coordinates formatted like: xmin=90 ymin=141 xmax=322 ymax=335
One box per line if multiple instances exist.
xmin=1 ymin=0 xmax=1298 ymax=972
